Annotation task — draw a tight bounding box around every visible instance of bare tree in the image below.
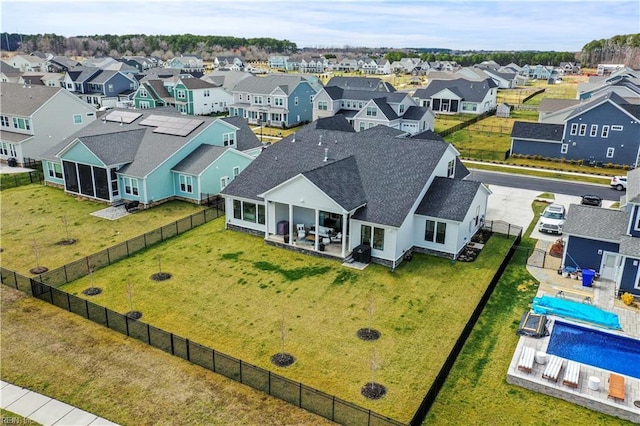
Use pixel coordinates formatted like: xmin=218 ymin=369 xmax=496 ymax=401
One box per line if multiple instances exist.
xmin=127 ymin=282 xmax=134 ymax=312
xmin=31 ymin=239 xmax=41 ymax=268
xmin=279 ymin=312 xmax=287 ymax=354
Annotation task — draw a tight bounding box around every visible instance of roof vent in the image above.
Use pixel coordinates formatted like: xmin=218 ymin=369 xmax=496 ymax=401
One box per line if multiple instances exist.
xmin=318 ymin=135 xmax=322 ymax=146
xmin=291 ymin=132 xmax=295 ymax=143
xmin=323 ymin=147 xmax=328 ymax=162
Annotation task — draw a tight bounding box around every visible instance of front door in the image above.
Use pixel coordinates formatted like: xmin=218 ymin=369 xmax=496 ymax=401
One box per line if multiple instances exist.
xmin=600 ymin=252 xmax=620 ymax=281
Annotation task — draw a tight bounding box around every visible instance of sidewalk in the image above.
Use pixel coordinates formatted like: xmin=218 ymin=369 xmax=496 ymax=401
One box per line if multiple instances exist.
xmin=1 ymin=381 xmax=118 ymax=426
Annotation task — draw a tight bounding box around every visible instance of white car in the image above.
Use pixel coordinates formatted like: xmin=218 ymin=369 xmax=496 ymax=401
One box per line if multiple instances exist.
xmin=610 ymin=176 xmax=627 ymax=191
xmin=538 ymin=204 xmax=566 ymax=234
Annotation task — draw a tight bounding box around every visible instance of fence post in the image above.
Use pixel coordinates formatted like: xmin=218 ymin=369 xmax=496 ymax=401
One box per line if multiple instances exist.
xmin=144 ymin=233 xmax=147 ymax=249
xmin=239 ymin=360 xmax=242 ymax=382
xmin=175 ymin=220 xmax=179 ymax=235
xmin=212 ymin=349 xmax=216 ymax=372
xmin=64 ymin=265 xmax=68 ymax=284
xmin=85 ymin=299 xmax=89 ymax=318
xmin=170 ymin=333 xmax=175 ymax=355
xmin=299 ymin=383 xmax=302 ymax=407
xmin=105 ymin=307 xmax=109 ymax=328
xmin=147 ymin=324 xmax=151 ymax=344
xmin=66 ymin=293 xmax=71 ymax=311
xmin=13 ymin=271 xmax=17 ymax=289
xmin=268 ymin=371 xmax=271 ymax=394
xmin=126 ymin=240 xmax=130 ymax=256
xmin=160 ymin=227 xmax=164 ymax=241
xmin=125 ymin=315 xmax=130 ymax=336
xmin=107 ymin=248 xmax=111 ymax=265
xmin=186 ymin=338 xmax=190 ymax=361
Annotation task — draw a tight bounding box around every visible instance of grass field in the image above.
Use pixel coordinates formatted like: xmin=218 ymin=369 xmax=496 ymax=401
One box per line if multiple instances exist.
xmin=0 ymin=184 xmax=204 ymax=275
xmin=54 ymin=217 xmax=514 ymax=422
xmin=0 ymin=286 xmax=332 ymax=426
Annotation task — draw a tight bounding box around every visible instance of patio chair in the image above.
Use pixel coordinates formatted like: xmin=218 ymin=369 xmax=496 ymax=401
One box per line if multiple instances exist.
xmin=542 ymin=355 xmax=563 ymax=382
xmin=517 ymin=346 xmax=535 ymax=374
xmin=296 ymin=224 xmax=306 ymax=240
xmin=607 ymin=373 xmax=625 ymax=402
xmin=562 ymin=360 xmax=580 ymax=388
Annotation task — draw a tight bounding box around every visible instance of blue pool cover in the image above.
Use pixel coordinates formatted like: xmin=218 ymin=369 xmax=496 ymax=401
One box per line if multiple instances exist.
xmin=532 ymin=295 xmax=621 ymax=330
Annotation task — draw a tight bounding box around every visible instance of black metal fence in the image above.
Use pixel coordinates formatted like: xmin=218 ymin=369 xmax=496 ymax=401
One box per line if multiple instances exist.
xmin=482 ymin=220 xmax=523 ymax=239
xmin=36 ymin=200 xmax=224 ymax=288
xmin=409 ymin=229 xmax=522 ymax=425
xmin=0 ymin=270 xmax=404 ymax=426
xmin=438 ymin=109 xmax=497 ymax=138
xmin=0 ymin=169 xmax=44 ymax=189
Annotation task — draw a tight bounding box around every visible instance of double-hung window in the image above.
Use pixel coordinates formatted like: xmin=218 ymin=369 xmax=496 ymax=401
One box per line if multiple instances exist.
xmin=179 ymin=175 xmax=193 ymax=193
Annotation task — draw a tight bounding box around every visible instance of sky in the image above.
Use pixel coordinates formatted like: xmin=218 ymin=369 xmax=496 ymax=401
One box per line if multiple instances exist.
xmin=2 ymin=0 xmax=639 ymax=52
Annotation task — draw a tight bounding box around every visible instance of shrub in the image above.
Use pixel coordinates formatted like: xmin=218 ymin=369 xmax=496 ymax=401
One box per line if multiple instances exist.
xmin=621 ymin=292 xmax=634 ymax=306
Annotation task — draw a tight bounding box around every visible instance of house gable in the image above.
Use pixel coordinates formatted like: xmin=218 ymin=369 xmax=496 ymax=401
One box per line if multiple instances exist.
xmin=261 ymin=174 xmax=345 ymax=212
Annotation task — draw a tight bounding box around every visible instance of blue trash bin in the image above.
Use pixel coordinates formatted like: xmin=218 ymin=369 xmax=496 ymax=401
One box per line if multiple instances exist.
xmin=582 ymin=269 xmax=595 ymax=287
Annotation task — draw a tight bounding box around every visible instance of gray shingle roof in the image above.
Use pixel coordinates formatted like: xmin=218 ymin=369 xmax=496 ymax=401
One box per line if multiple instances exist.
xmin=620 ymin=235 xmax=640 ymax=257
xmin=89 ymin=70 xmax=118 ymax=84
xmin=402 ymin=105 xmax=429 ymax=120
xmin=372 ymin=98 xmax=398 ymax=120
xmin=222 ymin=115 xmax=451 ymax=227
xmin=77 ymin=129 xmax=145 ymax=165
xmin=563 ymin=204 xmax=628 ymax=241
xmin=0 ymin=82 xmax=63 ymax=116
xmin=415 ymin=177 xmax=482 ymax=221
xmin=566 ymin=92 xmax=637 ymax=121
xmin=511 ymin=121 xmax=564 ymax=141
xmin=411 ymin=129 xmax=444 ymax=141
xmin=414 ymin=78 xmax=497 ymax=102
xmin=180 ymin=78 xmax=216 ymax=89
xmin=627 ymin=168 xmax=640 ymax=204
xmin=172 ymin=144 xmax=227 ymax=175
xmin=232 ymin=74 xmax=310 ymax=95
xmin=303 ymin=156 xmax=367 ymax=211
xmin=326 ymin=76 xmax=395 ymax=92
xmin=538 ymin=98 xmax=580 ymax=114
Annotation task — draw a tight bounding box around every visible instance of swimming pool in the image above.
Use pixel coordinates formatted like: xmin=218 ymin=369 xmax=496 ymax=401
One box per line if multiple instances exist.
xmin=547 ymin=321 xmax=640 ymax=379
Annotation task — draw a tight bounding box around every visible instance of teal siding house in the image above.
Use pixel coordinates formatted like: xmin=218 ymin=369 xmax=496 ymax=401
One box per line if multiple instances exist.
xmin=41 ymin=109 xmax=261 ymax=207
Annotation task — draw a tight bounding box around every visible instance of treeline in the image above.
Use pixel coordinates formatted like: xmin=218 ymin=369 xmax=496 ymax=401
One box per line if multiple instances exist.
xmin=384 ymin=50 xmax=577 ymax=67
xmin=1 ymin=33 xmax=297 ymax=60
xmin=580 ymin=33 xmax=640 ymax=68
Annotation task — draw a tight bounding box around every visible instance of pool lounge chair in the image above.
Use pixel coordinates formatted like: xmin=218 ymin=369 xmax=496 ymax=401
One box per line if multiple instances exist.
xmin=608 ymin=373 xmax=625 ymax=402
xmin=562 ymin=360 xmax=580 ymax=388
xmin=542 ymin=355 xmax=563 ymax=382
xmin=517 ymin=346 xmax=535 ymax=373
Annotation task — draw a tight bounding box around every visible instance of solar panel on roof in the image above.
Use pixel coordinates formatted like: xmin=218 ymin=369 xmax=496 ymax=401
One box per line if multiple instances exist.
xmin=105 ymin=111 xmax=142 ymax=124
xmin=139 ymin=114 xmax=203 ymax=136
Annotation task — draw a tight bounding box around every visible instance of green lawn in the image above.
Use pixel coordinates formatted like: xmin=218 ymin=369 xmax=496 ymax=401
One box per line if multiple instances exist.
xmin=425 ymin=201 xmax=630 ymax=425
xmin=58 ymin=217 xmax=514 ymax=422
xmin=0 ymin=184 xmax=204 ymax=274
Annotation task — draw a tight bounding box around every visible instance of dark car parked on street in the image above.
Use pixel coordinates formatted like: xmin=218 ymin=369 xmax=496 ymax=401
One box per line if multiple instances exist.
xmin=581 ymin=194 xmax=603 ymax=207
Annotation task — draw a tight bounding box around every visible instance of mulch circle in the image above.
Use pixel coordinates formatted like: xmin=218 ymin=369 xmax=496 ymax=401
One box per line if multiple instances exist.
xmin=126 ymin=311 xmax=143 ymax=320
xmin=29 ymin=266 xmax=48 ymax=274
xmin=357 ymin=328 xmax=381 ymax=341
xmin=361 ymin=382 xmax=387 ymax=400
xmin=82 ymin=287 xmax=102 ymax=296
xmin=270 ymin=352 xmax=295 ymax=367
xmin=151 ymin=272 xmax=172 ymax=281
xmin=56 ymin=239 xmax=77 ymax=246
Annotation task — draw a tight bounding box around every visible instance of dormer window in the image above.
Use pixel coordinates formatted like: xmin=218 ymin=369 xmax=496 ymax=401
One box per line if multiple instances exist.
xmin=223 ymin=132 xmax=235 ymax=146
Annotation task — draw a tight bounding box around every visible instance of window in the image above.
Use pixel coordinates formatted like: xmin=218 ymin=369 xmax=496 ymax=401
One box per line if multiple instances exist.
xmin=139 ymin=101 xmax=150 ymax=109
xmin=611 ymin=125 xmax=623 ymax=131
xmin=561 ymin=143 xmax=568 ymax=154
xmin=223 ymin=132 xmax=235 ymax=146
xmin=139 ymin=88 xmax=148 ymax=97
xmin=179 ymin=175 xmax=193 ymax=193
xmin=601 ymin=125 xmax=610 ymax=137
xmin=590 ymin=124 xmax=598 ymax=137
xmin=257 ymin=204 xmax=265 ymax=225
xmin=359 ymin=122 xmax=365 ymax=131
xmin=254 ymin=96 xmax=263 ymax=105
xmin=220 ymin=176 xmax=228 ymax=189
xmin=274 ymin=98 xmax=283 ymax=106
xmin=578 ymin=124 xmax=587 ymax=136
xmin=242 ymin=202 xmax=257 ymax=222
xmin=0 ymin=116 xmax=8 ymax=127
xmin=73 ymin=114 xmax=82 ymax=124
xmin=310 ymin=95 xmax=314 ymax=103
xmin=361 ymin=224 xmax=371 ymax=246
xmin=425 ymin=219 xmax=446 ymax=244
xmin=233 ymin=199 xmax=241 ymax=219
xmin=177 ymin=90 xmax=186 ymax=99
xmin=366 ymin=107 xmax=377 ymax=117
xmin=0 ymin=142 xmax=8 ymax=156
xmin=12 ymin=117 xmax=29 ymax=130
xmin=570 ymin=123 xmax=578 ymax=135
xmin=47 ymin=161 xmax=63 ymax=179
xmin=233 ymin=166 xmax=240 ymax=177
xmin=107 ymin=84 xmax=113 ymax=92
xmin=436 ymin=222 xmax=446 ymax=244
xmin=294 ymin=97 xmax=299 ymax=106
xmin=447 ymin=159 xmax=455 ymax=177
xmin=204 ymin=90 xmax=210 ymax=97
xmin=318 ymin=101 xmax=328 ymax=110
xmin=123 ymin=177 xmax=139 ymax=196
xmin=372 ymin=227 xmax=384 ymax=250
xmin=606 ymin=147 xmax=615 ymax=158
xmin=399 ymin=104 xmax=405 ymax=114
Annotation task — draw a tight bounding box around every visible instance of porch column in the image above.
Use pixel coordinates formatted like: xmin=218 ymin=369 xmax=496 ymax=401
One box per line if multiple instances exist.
xmin=341 ymin=213 xmax=348 ymax=258
xmin=288 ymin=203 xmax=293 ymax=245
xmin=314 ymin=209 xmax=320 ymax=251
xmin=263 ymin=201 xmax=269 ymax=240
